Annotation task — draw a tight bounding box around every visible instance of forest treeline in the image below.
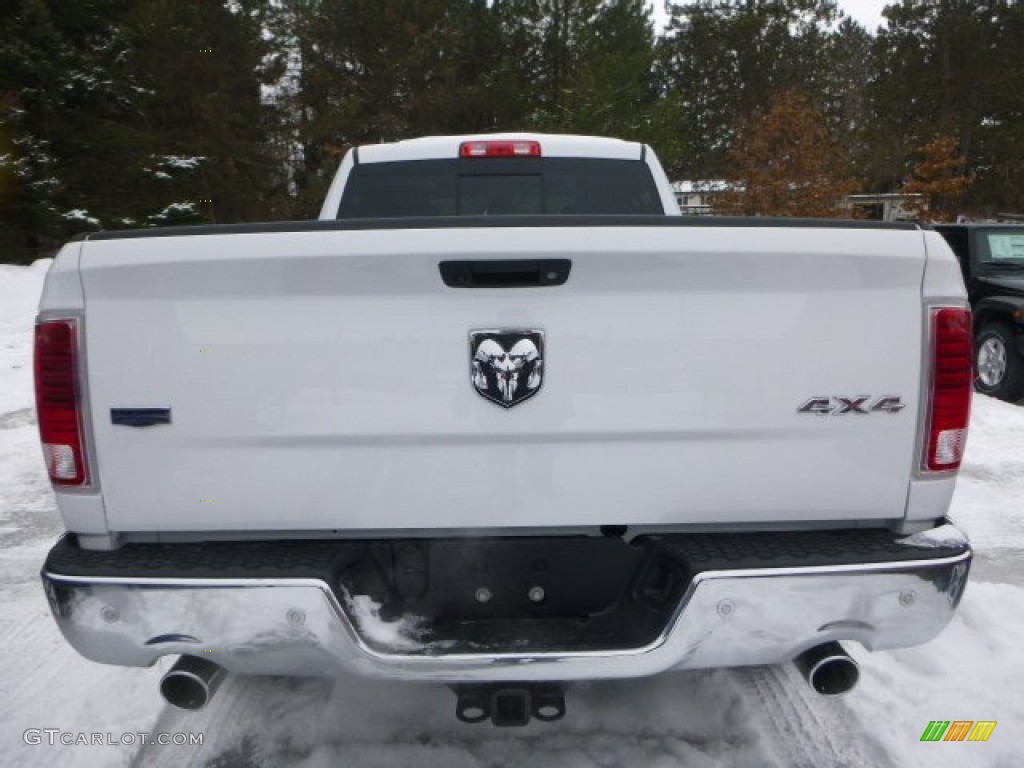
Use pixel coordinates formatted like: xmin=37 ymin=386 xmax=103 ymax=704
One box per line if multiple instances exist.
xmin=1 ymin=0 xmax=1022 ymax=263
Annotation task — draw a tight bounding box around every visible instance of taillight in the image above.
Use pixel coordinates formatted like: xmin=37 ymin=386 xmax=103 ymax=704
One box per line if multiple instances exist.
xmin=34 ymin=319 xmax=89 ymax=486
xmin=459 ymin=140 xmax=541 ymax=158
xmin=923 ymin=307 xmax=972 ymax=472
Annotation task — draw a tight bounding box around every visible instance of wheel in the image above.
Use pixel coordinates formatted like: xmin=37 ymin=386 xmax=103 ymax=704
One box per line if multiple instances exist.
xmin=974 ymin=322 xmax=1024 ymax=402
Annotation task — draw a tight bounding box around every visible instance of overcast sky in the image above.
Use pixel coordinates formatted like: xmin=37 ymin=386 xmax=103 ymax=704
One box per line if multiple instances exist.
xmin=834 ymin=0 xmax=887 ymax=30
xmin=649 ymin=1 xmax=888 ymax=32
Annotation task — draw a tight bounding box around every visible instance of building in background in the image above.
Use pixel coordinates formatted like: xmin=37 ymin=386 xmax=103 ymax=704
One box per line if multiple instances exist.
xmin=673 ymin=182 xmax=925 ymax=221
xmin=671 ymin=181 xmax=729 ymax=215
xmin=840 ymin=193 xmax=924 ymax=221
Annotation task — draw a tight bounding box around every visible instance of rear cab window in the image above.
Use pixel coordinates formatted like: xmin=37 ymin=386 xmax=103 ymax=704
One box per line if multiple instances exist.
xmin=337 ymin=158 xmax=663 ymax=218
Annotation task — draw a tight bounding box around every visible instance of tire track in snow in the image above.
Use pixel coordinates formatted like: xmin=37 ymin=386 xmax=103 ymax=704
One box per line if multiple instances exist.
xmin=133 ymin=670 xmax=769 ymax=767
xmin=733 ymin=664 xmax=893 ymax=768
xmin=132 ymin=675 xmax=336 ymax=767
xmin=0 ymin=407 xmax=35 ymax=430
xmin=131 ymin=662 xmax=900 ymax=768
xmin=0 ymin=583 xmax=67 ymax=710
xmin=0 ymin=578 xmax=167 ymax=768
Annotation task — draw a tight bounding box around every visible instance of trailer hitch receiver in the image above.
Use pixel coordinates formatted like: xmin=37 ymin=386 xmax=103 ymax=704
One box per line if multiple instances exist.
xmin=453 ymin=683 xmax=566 ymax=726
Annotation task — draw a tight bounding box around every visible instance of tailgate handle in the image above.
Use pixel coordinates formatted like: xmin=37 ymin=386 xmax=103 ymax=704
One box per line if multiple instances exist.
xmin=439 ymin=259 xmax=571 ymax=288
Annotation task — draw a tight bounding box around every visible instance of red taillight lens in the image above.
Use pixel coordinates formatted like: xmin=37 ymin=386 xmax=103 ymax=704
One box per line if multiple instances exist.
xmin=34 ymin=319 xmax=88 ymax=486
xmin=924 ymin=307 xmax=972 ymax=472
xmin=459 ymin=140 xmax=541 ymax=158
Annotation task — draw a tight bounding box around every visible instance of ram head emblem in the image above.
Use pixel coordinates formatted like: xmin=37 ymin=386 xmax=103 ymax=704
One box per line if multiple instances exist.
xmin=469 ymin=330 xmax=545 ymax=408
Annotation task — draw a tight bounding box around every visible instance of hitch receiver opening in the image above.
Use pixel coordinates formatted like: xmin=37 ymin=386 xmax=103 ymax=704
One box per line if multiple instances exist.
xmin=453 ymin=683 xmax=567 ymax=726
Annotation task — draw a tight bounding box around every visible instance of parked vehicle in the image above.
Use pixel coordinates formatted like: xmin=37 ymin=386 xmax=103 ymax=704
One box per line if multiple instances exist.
xmin=935 ymin=224 xmax=1024 ymax=402
xmin=36 ymin=134 xmax=973 ymax=726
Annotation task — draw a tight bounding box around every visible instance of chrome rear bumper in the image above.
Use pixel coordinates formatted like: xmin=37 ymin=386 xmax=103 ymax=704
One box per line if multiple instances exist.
xmin=41 ymin=524 xmax=971 ymax=682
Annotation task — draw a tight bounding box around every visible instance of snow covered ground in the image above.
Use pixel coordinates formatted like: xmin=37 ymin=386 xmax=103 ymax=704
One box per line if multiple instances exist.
xmin=1 ymin=260 xmax=1021 ymax=767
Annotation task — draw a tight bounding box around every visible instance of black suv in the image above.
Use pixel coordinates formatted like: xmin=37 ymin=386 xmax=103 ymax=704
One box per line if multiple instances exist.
xmin=935 ymin=224 xmax=1024 ymax=402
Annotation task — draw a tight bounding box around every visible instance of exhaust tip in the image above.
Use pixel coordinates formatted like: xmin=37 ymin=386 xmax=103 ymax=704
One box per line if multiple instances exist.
xmin=807 ymin=654 xmax=859 ymax=695
xmin=794 ymin=641 xmax=859 ymax=696
xmin=160 ymin=656 xmax=225 ymax=710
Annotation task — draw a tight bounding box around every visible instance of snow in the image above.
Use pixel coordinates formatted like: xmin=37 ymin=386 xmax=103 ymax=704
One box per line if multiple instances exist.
xmin=897 ymin=522 xmax=967 ymax=549
xmin=345 ymin=593 xmax=429 ymax=651
xmin=672 ymin=180 xmax=731 ymax=194
xmin=148 ymin=202 xmax=198 ymax=222
xmin=0 ymin=260 xmax=52 ymax=415
xmin=0 ymin=261 xmax=169 ymax=767
xmin=157 ymin=155 xmax=205 ymax=170
xmin=61 ymin=209 xmax=101 ymax=227
xmin=1 ymin=260 xmax=1022 ymax=767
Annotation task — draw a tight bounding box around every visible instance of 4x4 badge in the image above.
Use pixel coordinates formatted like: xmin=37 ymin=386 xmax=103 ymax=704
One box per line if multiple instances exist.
xmin=469 ymin=330 xmax=544 ymax=408
xmin=798 ymin=395 xmax=906 ymax=415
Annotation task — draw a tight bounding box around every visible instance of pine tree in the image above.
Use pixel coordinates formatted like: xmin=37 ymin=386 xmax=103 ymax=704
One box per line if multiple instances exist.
xmin=0 ymin=0 xmax=135 ymax=261
xmin=656 ymin=0 xmax=838 ymax=179
xmin=866 ymin=1 xmax=1022 ymax=213
xmin=0 ymin=0 xmax=279 ymax=263
xmin=967 ymin=2 xmax=1024 ymax=214
xmin=492 ymin=1 xmax=658 ymax=140
xmin=276 ymin=0 xmax=507 ymax=217
xmin=819 ymin=18 xmax=874 ymax=181
xmin=119 ymin=0 xmax=280 ymax=226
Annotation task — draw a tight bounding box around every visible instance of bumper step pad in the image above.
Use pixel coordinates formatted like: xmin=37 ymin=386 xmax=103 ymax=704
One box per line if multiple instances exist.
xmin=44 ymin=525 xmax=968 ymax=580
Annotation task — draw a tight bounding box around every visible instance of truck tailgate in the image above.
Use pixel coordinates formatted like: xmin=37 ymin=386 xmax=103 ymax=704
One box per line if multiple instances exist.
xmin=79 ymin=224 xmax=926 ymax=534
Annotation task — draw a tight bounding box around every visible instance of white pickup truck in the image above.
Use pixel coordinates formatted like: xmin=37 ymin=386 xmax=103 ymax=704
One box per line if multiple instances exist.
xmin=37 ymin=134 xmax=973 ymax=726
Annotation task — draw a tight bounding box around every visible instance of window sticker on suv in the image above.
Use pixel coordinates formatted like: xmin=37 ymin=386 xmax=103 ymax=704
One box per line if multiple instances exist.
xmin=986 ymin=233 xmax=1024 ymax=260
